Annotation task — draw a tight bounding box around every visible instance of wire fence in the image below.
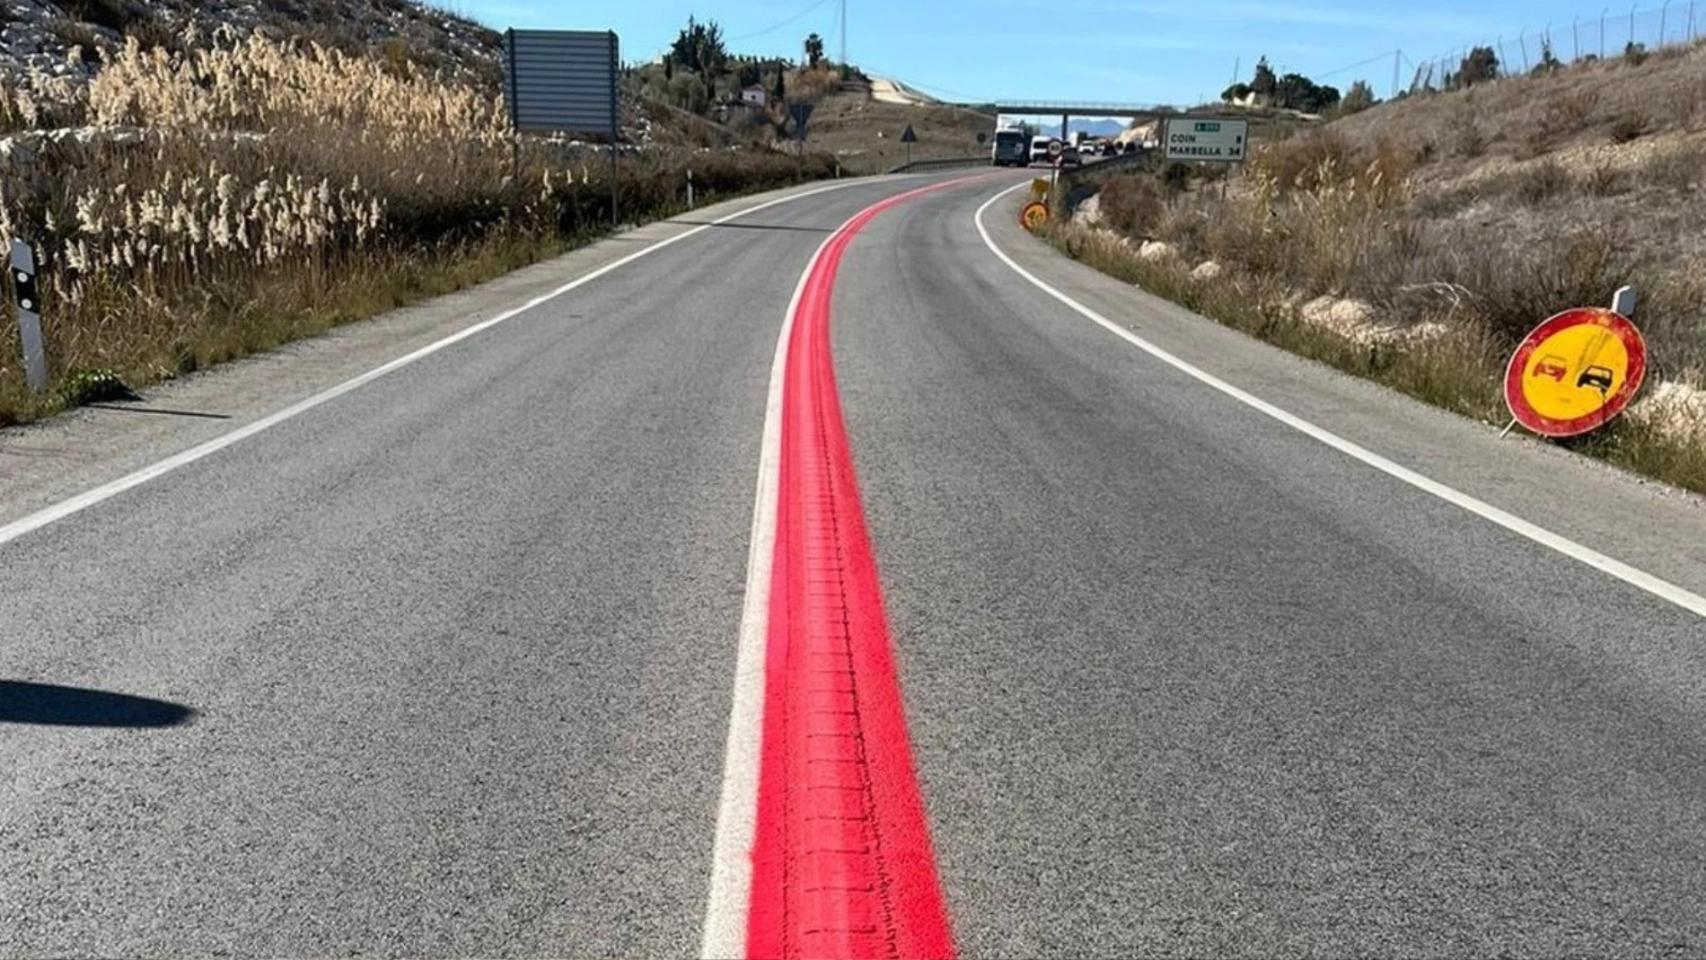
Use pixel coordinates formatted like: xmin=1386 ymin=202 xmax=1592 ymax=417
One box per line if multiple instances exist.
xmin=1406 ymin=3 xmax=1704 ymax=94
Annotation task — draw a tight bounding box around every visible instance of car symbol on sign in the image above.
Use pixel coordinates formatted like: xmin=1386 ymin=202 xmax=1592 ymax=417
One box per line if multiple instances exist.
xmin=1532 ymin=355 xmax=1569 ymax=382
xmin=1577 ymin=365 xmax=1615 ymax=392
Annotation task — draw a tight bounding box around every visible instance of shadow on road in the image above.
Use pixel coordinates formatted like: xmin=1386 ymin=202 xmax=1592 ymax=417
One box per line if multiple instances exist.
xmin=0 ymin=681 xmax=196 ymax=727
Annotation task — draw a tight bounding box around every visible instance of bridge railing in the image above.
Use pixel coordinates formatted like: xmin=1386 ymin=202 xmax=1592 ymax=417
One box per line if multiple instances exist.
xmin=978 ymin=100 xmax=1174 ymax=115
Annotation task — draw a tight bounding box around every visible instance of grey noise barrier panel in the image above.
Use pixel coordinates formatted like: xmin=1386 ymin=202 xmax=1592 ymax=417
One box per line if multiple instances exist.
xmin=505 ymin=28 xmax=620 ymax=223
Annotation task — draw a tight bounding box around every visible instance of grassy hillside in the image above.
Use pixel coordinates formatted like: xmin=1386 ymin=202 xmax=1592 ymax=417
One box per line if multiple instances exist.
xmin=1060 ymin=42 xmax=1706 ymax=492
xmin=0 ymin=23 xmax=836 ymax=425
xmin=803 ymin=87 xmax=995 ymax=173
xmin=632 ymin=58 xmax=995 ymax=173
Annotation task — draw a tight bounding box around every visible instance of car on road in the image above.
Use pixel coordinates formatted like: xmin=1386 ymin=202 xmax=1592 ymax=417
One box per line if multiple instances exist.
xmin=1029 ymin=135 xmax=1054 ymax=165
xmin=991 ymin=129 xmax=1029 ymax=167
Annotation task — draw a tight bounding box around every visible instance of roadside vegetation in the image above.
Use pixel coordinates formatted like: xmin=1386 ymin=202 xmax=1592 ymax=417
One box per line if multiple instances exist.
xmin=628 ymin=17 xmax=993 ymax=172
xmin=0 ymin=24 xmax=836 ymax=426
xmin=1057 ymin=41 xmax=1706 ymax=493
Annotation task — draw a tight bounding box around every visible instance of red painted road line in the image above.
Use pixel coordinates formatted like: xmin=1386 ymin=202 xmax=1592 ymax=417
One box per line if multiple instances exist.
xmin=747 ymin=182 xmax=966 ymax=960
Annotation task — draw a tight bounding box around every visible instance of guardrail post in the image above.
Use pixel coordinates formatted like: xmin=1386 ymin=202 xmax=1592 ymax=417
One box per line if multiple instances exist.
xmin=686 ymin=168 xmax=694 ymax=210
xmin=10 ymin=238 xmax=46 ymax=394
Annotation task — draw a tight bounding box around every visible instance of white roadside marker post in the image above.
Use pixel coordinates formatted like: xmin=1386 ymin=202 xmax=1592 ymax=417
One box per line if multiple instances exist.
xmin=687 ymin=168 xmax=695 ymax=211
xmin=1613 ymin=284 xmax=1638 ymax=318
xmin=10 ymin=239 xmax=46 ymax=394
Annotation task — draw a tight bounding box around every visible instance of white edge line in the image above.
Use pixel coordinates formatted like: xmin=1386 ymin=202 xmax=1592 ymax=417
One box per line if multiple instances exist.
xmin=973 ymin=180 xmax=1706 ymax=621
xmin=0 ymin=177 xmax=894 ymax=549
xmin=699 ymin=203 xmax=852 ymax=959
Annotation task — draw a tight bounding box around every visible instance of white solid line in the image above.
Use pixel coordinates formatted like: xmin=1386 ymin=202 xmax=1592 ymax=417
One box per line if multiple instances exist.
xmin=973 ymin=181 xmax=1706 ymax=621
xmin=699 ymin=199 xmax=852 ymax=960
xmin=0 ymin=177 xmax=887 ymax=550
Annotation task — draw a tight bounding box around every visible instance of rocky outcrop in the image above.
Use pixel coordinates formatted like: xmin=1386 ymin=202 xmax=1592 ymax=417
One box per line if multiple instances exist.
xmin=0 ymin=0 xmax=500 ymax=86
xmin=1138 ymin=240 xmax=1177 ymax=262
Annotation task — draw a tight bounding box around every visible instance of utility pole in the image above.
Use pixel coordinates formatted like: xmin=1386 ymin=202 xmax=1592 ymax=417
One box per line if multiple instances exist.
xmin=839 ymin=0 xmax=847 ymax=67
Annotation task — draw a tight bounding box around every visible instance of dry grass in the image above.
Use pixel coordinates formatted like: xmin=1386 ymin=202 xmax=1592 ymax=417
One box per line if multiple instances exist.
xmin=0 ymin=29 xmax=837 ymax=425
xmin=797 ymin=90 xmax=995 ymax=173
xmin=1062 ymin=41 xmax=1706 ymax=492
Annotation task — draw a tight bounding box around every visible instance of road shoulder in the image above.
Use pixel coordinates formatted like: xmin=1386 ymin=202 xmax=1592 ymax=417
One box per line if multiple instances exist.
xmin=980 ymin=185 xmax=1706 ymax=605
xmin=0 ymin=178 xmax=884 ymax=532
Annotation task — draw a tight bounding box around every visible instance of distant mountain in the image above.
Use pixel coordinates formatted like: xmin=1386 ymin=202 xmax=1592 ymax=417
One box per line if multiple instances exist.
xmin=997 ymin=115 xmax=1131 ymax=139
xmin=1068 ymin=118 xmax=1129 ymax=138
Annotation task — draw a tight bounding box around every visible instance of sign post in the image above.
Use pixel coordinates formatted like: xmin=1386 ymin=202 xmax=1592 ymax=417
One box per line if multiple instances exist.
xmin=900 ymin=123 xmax=917 ymax=166
xmin=504 ymin=29 xmax=621 ymax=225
xmin=1163 ymin=117 xmax=1249 ymax=163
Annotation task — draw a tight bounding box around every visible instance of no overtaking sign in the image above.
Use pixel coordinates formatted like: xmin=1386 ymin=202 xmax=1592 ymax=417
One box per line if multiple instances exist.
xmin=1164 ymin=118 xmax=1248 ymax=163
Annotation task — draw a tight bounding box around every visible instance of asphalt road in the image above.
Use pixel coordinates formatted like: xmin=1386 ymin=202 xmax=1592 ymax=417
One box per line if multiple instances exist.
xmin=4 ymin=170 xmax=1706 ymax=958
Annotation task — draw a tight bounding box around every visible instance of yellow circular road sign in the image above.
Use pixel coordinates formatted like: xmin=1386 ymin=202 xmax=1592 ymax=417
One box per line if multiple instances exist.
xmin=1504 ymin=307 xmax=1647 ymax=437
xmin=1020 ymin=201 xmax=1050 ymax=232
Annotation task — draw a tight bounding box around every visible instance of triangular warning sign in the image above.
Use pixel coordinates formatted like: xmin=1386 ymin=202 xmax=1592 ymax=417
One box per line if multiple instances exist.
xmin=900 ymin=125 xmax=918 ymax=143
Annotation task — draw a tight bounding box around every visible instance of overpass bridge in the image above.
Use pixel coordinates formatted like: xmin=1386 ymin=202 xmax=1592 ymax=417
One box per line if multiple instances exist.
xmin=945 ymin=100 xmax=1255 ymax=139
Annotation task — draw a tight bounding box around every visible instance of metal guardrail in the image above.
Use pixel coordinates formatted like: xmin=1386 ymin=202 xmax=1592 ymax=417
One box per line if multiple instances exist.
xmin=885 ymin=156 xmax=991 ymax=174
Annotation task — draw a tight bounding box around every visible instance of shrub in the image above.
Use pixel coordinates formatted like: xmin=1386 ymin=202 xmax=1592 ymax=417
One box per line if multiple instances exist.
xmin=1585 ymin=161 xmax=1627 ymax=196
xmin=1609 ymin=112 xmax=1648 ymax=143
xmin=1096 ymin=175 xmax=1166 ymax=236
xmin=1644 ymin=143 xmax=1706 ymax=191
xmin=1450 ymin=230 xmax=1627 ymax=344
xmin=1251 ymin=128 xmax=1353 ymax=193
xmin=1455 ymin=123 xmax=1487 ymax=158
xmin=1337 ymin=80 xmax=1377 ymax=115
xmin=1510 ymin=160 xmax=1573 ymax=205
xmin=59 ymin=0 xmax=148 ymax=32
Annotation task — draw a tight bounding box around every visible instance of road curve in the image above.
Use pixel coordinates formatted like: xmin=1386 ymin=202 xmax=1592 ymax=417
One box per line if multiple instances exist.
xmin=3 ymin=170 xmax=1705 ymax=958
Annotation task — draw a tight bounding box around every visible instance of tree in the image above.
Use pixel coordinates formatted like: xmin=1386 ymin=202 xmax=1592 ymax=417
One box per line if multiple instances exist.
xmin=1339 ymin=79 xmax=1377 ymax=114
xmin=1458 ymin=46 xmax=1499 ymax=87
xmin=1221 ymin=81 xmax=1253 ymax=103
xmin=1531 ymin=39 xmax=1563 ymax=76
xmin=773 ymin=66 xmax=785 ymax=102
xmin=670 ymin=16 xmax=727 ymax=76
xmin=667 ymin=72 xmax=709 ymax=114
xmin=804 ymin=32 xmax=824 ymax=68
xmin=1252 ymin=56 xmax=1277 ymax=99
xmin=1274 ymin=72 xmax=1339 ymax=113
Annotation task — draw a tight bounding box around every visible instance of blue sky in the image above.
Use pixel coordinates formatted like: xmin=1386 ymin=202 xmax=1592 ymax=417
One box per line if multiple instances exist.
xmin=450 ymin=1 xmax=1688 ymax=106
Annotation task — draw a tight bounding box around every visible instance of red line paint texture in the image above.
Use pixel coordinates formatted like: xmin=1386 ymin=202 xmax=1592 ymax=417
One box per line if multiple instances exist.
xmin=747 ymin=184 xmax=958 ymax=960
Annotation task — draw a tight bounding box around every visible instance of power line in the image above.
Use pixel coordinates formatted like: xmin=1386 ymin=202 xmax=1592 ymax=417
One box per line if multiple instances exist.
xmin=1312 ymin=49 xmax=1401 ymax=81
xmin=727 ymin=0 xmax=835 ymax=43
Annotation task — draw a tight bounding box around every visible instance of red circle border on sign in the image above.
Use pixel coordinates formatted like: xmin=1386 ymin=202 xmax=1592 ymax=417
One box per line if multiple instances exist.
xmin=1019 ymin=201 xmax=1048 ymax=231
xmin=1503 ymin=307 xmax=1647 ymax=438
